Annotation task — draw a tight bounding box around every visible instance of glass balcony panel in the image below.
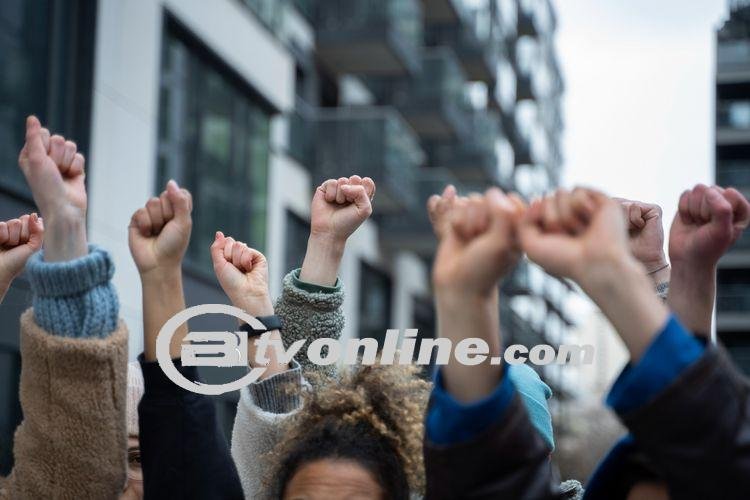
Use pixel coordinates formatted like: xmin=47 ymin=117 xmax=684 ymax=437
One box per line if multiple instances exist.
xmin=316 ymin=0 xmax=422 ymax=76
xmin=242 ymin=0 xmax=285 ymax=31
xmin=314 ymin=106 xmax=424 ymax=213
xmin=716 ymin=160 xmax=750 ymax=188
xmin=288 ymin=98 xmax=316 ymax=168
xmin=718 ymin=100 xmax=750 ymax=129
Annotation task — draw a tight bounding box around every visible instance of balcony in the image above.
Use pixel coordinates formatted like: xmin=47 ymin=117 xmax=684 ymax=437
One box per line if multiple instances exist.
xmin=370 ymin=47 xmax=472 ymax=140
xmin=503 ymin=261 xmax=532 ymax=296
xmin=423 ymin=111 xmax=501 ymax=184
xmin=314 ymin=106 xmax=425 ymax=213
xmin=425 ymin=7 xmax=498 ymax=84
xmin=718 ymin=39 xmax=750 ymax=83
xmin=379 ymin=167 xmax=461 ymax=255
xmin=316 ymin=0 xmax=422 ymax=76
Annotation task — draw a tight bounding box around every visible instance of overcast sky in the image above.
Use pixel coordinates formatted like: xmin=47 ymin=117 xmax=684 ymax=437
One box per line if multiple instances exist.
xmin=554 ymin=0 xmax=729 ymax=221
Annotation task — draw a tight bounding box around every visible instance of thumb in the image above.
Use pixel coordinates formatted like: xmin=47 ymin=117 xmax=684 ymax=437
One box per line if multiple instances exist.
xmin=210 ymin=231 xmax=227 ymax=269
xmin=340 ymin=184 xmax=372 ymax=216
xmin=27 ymin=213 xmax=44 ymax=251
xmin=166 ymin=180 xmax=192 ymax=222
xmin=23 ymin=116 xmax=47 ymax=169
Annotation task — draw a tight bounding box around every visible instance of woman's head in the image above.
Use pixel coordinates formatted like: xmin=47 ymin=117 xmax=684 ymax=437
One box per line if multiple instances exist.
xmin=270 ymin=364 xmax=429 ymax=500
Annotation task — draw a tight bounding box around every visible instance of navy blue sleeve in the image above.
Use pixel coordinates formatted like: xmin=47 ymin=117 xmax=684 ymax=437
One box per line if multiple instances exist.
xmin=138 ymin=355 xmax=244 ymax=500
xmin=607 ymin=315 xmax=704 ymax=415
xmin=426 ymin=363 xmax=516 ymax=446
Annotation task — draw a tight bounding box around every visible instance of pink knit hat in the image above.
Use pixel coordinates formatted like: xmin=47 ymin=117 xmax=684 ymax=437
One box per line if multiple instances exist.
xmin=127 ymin=362 xmax=144 ymax=437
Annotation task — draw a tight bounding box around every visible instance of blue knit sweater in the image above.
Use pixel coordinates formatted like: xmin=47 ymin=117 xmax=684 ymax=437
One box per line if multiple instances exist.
xmin=26 ymin=245 xmax=119 ymax=338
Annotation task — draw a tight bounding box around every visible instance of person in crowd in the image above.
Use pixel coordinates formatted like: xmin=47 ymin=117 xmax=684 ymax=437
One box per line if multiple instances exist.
xmin=128 ymin=178 xmax=244 ymax=499
xmin=0 ymin=116 xmax=130 ymax=498
xmin=583 ymin=185 xmax=750 ymax=498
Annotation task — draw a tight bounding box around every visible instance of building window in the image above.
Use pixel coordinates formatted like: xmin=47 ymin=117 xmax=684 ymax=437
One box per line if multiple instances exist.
xmin=157 ymin=20 xmax=271 ymax=276
xmin=0 ymin=0 xmax=96 ymax=199
xmin=358 ymin=262 xmax=392 ymax=346
xmin=284 ymin=210 xmax=310 ymax=275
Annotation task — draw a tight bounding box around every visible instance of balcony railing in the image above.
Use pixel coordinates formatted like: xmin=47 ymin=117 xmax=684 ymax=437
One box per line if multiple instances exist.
xmin=371 ymin=47 xmax=472 ymax=140
xmin=718 ymin=100 xmax=750 ymax=130
xmin=424 ymin=110 xmax=501 ymax=184
xmin=718 ymin=39 xmax=750 ymax=75
xmin=379 ymin=167 xmax=461 ymax=255
xmin=717 ymin=161 xmax=750 ymax=188
xmin=316 ymin=0 xmax=422 ymax=76
xmin=425 ymin=7 xmax=499 ymax=84
xmin=717 ymin=289 xmax=750 ymax=313
xmin=314 ymin=106 xmax=424 ymax=213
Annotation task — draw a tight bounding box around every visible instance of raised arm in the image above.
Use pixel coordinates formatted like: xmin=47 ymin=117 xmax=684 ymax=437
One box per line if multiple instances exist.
xmin=3 ymin=116 xmax=128 ymax=499
xmin=667 ymin=184 xmax=750 ymax=336
xmin=129 ymin=181 xmax=243 ymax=499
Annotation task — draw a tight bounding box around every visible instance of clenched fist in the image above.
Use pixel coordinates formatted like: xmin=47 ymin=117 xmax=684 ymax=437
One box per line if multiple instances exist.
xmin=19 ymin=116 xmax=87 ymax=261
xmin=0 ymin=214 xmax=44 ymax=299
xmin=210 ymin=233 xmax=273 ymax=316
xmin=311 ymin=175 xmax=375 ymax=243
xmin=432 ymin=188 xmax=525 ymax=296
xmin=128 ymin=180 xmax=193 ymax=276
xmin=615 ymin=198 xmax=667 ymax=273
xmin=519 ymin=188 xmax=632 ymax=284
xmin=669 ymin=184 xmax=750 ymax=267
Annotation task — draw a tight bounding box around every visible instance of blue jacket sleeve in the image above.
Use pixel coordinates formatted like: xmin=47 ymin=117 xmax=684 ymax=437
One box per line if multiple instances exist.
xmin=138 ymin=355 xmax=244 ymax=500
xmin=607 ymin=315 xmax=704 ymax=414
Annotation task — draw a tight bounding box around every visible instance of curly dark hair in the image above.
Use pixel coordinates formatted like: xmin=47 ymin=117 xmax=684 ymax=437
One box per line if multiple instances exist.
xmin=267 ymin=363 xmax=430 ymax=499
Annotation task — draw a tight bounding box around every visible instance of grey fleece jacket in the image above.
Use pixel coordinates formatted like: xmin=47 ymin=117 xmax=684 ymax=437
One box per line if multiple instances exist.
xmin=231 ymin=269 xmax=344 ymax=499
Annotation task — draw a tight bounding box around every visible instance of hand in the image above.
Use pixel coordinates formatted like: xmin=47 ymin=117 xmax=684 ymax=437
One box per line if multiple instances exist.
xmin=433 ymin=189 xmax=525 ymax=297
xmin=128 ymin=180 xmax=193 ymax=277
xmin=427 ymin=184 xmax=461 ymax=240
xmin=0 ymin=214 xmax=44 ymax=299
xmin=18 ymin=116 xmax=87 ymax=261
xmin=614 ymin=198 xmax=667 ymax=273
xmin=210 ymin=233 xmax=273 ymax=316
xmin=310 ymin=175 xmax=375 ymax=244
xmin=520 ymin=188 xmax=668 ymax=361
xmin=519 ymin=188 xmax=631 ymax=284
xmin=668 ymin=184 xmax=749 ymax=267
xmin=667 ymin=185 xmax=750 ymax=336
xmin=300 ymin=175 xmax=375 ymax=286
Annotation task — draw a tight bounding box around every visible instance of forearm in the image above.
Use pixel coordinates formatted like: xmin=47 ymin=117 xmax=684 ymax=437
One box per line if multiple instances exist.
xmin=299 ymin=234 xmax=344 ymax=287
xmin=668 ymin=263 xmax=715 ymax=336
xmin=141 ymin=267 xmax=187 ymax=361
xmin=435 ymin=288 xmax=503 ymax=403
xmin=43 ymin=212 xmax=88 ymax=262
xmin=580 ymin=257 xmax=670 ymax=361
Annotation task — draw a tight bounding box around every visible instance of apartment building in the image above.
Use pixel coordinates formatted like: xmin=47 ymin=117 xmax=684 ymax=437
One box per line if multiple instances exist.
xmin=716 ymin=0 xmax=750 ymax=375
xmin=0 ymin=0 xmax=566 ymax=470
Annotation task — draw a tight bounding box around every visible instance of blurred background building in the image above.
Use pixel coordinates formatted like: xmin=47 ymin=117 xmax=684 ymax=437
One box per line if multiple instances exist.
xmin=0 ymin=0 xmax=569 ymax=472
xmin=716 ymin=0 xmax=750 ymax=375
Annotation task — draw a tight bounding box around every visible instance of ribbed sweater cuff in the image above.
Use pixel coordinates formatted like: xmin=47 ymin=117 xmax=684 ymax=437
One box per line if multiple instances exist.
xmin=246 ymin=360 xmax=302 ymax=414
xmin=28 ymin=245 xmax=119 ymax=339
xmin=28 ymin=245 xmax=115 ymax=297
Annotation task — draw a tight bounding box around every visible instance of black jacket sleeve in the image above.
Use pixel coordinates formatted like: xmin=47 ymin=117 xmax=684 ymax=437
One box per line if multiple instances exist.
xmin=423 ymin=394 xmax=563 ymax=500
xmin=617 ymin=345 xmax=750 ymax=499
xmin=138 ymin=355 xmax=244 ymax=500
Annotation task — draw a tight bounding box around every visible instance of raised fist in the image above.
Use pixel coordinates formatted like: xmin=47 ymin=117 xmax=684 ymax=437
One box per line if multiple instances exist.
xmin=128 ymin=180 xmax=193 ymax=276
xmin=18 ymin=116 xmax=86 ymax=221
xmin=432 ymin=188 xmax=525 ymax=296
xmin=210 ymin=233 xmax=273 ymax=316
xmin=669 ymin=184 xmax=750 ymax=267
xmin=519 ymin=188 xmax=632 ymax=284
xmin=614 ymin=198 xmax=667 ymax=273
xmin=0 ymin=214 xmax=44 ymax=292
xmin=311 ymin=175 xmax=375 ymax=243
